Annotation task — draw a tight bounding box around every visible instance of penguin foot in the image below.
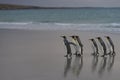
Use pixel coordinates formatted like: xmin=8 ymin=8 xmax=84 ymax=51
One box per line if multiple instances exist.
xmin=91 ymin=53 xmax=99 ymax=56
xmin=64 ymin=54 xmax=72 ymax=59
xmin=76 ymin=54 xmax=81 ymax=57
xmin=101 ymin=54 xmax=107 ymax=57
xmin=107 ymin=52 xmax=111 ymax=55
xmin=96 ymin=53 xmax=99 ymax=56
xmin=111 ymin=53 xmax=116 ymax=56
xmin=74 ymin=52 xmax=81 ymax=55
xmin=107 ymin=51 xmax=115 ymax=56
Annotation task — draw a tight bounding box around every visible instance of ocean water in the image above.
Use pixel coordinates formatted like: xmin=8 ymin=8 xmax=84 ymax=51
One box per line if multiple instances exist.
xmin=0 ymin=8 xmax=120 ymax=31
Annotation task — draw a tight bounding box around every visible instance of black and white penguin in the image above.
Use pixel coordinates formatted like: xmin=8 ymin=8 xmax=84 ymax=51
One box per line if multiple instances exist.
xmin=89 ymin=38 xmax=99 ymax=55
xmin=61 ymin=36 xmax=72 ymax=58
xmin=96 ymin=37 xmax=107 ymax=57
xmin=105 ymin=36 xmax=115 ymax=55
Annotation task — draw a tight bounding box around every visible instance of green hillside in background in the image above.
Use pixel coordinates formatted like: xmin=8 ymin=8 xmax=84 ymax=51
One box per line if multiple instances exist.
xmin=0 ymin=4 xmax=40 ymax=10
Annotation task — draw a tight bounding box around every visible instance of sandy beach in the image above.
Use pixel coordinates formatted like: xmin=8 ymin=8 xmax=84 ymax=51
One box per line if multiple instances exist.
xmin=0 ymin=29 xmax=120 ymax=80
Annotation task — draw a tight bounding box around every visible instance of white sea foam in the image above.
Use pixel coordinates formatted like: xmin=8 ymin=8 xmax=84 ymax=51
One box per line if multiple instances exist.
xmin=0 ymin=22 xmax=33 ymax=25
xmin=0 ymin=22 xmax=120 ymax=32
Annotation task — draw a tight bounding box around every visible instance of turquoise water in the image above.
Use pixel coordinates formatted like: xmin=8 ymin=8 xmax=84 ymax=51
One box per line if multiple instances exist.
xmin=0 ymin=8 xmax=120 ymax=31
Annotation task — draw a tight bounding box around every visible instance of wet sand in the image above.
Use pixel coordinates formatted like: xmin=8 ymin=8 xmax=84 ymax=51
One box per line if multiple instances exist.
xmin=0 ymin=29 xmax=120 ymax=80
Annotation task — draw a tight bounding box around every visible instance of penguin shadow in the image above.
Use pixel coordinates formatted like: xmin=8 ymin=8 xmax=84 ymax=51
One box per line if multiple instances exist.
xmin=91 ymin=54 xmax=99 ymax=73
xmin=64 ymin=56 xmax=83 ymax=78
xmin=107 ymin=55 xmax=115 ymax=72
xmin=64 ymin=57 xmax=72 ymax=77
xmin=72 ymin=56 xmax=83 ymax=77
xmin=98 ymin=55 xmax=115 ymax=77
xmin=98 ymin=56 xmax=107 ymax=77
xmin=91 ymin=53 xmax=115 ymax=77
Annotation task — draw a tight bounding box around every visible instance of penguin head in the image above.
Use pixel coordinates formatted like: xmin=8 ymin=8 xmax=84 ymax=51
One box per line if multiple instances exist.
xmin=96 ymin=37 xmax=101 ymax=40
xmin=70 ymin=35 xmax=76 ymax=39
xmin=61 ymin=36 xmax=66 ymax=39
xmin=89 ymin=38 xmax=94 ymax=41
xmin=75 ymin=35 xmax=79 ymax=39
xmin=105 ymin=36 xmax=110 ymax=39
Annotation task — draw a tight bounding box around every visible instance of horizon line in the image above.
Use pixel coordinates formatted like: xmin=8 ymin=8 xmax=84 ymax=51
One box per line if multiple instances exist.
xmin=1 ymin=3 xmax=120 ymax=9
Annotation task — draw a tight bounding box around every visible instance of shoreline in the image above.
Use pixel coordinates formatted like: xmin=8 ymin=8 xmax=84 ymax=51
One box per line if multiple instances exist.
xmin=0 ymin=28 xmax=120 ymax=34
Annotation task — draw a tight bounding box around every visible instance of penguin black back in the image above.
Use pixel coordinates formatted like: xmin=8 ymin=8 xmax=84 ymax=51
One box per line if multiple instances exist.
xmin=96 ymin=37 xmax=107 ymax=56
xmin=75 ymin=36 xmax=83 ymax=47
xmin=61 ymin=36 xmax=72 ymax=56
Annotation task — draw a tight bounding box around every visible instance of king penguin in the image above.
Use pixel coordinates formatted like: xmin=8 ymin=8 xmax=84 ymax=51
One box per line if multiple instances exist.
xmin=105 ymin=36 xmax=115 ymax=55
xmin=96 ymin=37 xmax=107 ymax=57
xmin=75 ymin=36 xmax=83 ymax=55
xmin=89 ymin=38 xmax=99 ymax=55
xmin=70 ymin=35 xmax=81 ymax=56
xmin=61 ymin=36 xmax=72 ymax=58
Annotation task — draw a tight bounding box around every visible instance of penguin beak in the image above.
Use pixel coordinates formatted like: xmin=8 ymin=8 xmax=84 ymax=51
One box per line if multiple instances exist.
xmin=60 ymin=36 xmax=65 ymax=38
xmin=95 ymin=37 xmax=100 ymax=39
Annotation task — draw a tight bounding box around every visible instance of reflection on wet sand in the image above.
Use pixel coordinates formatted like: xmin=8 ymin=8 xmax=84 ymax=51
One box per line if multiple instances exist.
xmin=72 ymin=56 xmax=83 ymax=77
xmin=92 ymin=55 xmax=99 ymax=73
xmin=64 ymin=57 xmax=72 ymax=77
xmin=64 ymin=56 xmax=83 ymax=77
xmin=107 ymin=55 xmax=115 ymax=72
xmin=98 ymin=57 xmax=107 ymax=76
xmin=64 ymin=54 xmax=115 ymax=78
xmin=91 ymin=54 xmax=115 ymax=77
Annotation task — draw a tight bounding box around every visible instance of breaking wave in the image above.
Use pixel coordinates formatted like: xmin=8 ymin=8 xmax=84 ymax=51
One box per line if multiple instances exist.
xmin=0 ymin=22 xmax=120 ymax=31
